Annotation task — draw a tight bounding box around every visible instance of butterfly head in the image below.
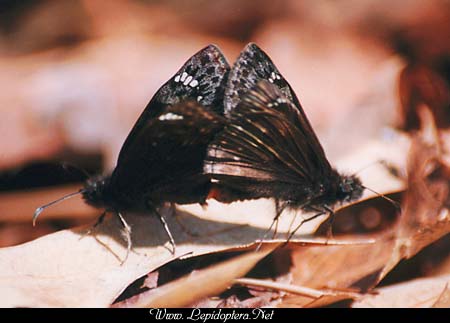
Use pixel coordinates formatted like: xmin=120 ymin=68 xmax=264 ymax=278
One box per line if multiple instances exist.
xmin=337 ymin=175 xmax=364 ymax=203
xmin=82 ymin=175 xmax=113 ymax=209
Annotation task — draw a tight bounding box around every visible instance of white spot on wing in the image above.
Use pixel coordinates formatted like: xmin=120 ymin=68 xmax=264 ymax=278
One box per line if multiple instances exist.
xmin=269 ymin=71 xmax=281 ymax=83
xmin=197 ymin=95 xmax=203 ymax=101
xmin=174 ymin=75 xmax=180 ymax=82
xmin=158 ymin=112 xmax=184 ymax=121
xmin=184 ymin=75 xmax=193 ymax=85
xmin=180 ymin=72 xmax=188 ymax=82
xmin=190 ymin=79 xmax=199 ymax=87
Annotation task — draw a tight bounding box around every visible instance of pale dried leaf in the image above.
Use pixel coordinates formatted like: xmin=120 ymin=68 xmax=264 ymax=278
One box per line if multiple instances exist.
xmin=432 ymin=284 xmax=450 ymax=308
xmin=0 ymin=195 xmax=344 ymax=308
xmin=280 ymin=231 xmax=397 ymax=308
xmin=115 ymin=246 xmax=277 ymax=308
xmin=380 ymin=110 xmax=450 ymax=277
xmin=353 ymin=274 xmax=450 ymax=308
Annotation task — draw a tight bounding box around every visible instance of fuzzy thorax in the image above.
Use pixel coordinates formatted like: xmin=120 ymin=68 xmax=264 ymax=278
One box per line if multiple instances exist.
xmin=82 ymin=175 xmax=113 ymax=209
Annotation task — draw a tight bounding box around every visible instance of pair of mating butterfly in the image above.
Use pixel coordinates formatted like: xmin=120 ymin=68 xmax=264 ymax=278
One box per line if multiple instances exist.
xmin=34 ymin=43 xmax=366 ymax=254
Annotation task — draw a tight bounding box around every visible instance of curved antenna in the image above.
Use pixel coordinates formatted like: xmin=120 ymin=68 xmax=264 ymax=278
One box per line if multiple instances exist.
xmin=362 ymin=185 xmax=402 ymax=212
xmin=33 ymin=190 xmax=84 ymax=226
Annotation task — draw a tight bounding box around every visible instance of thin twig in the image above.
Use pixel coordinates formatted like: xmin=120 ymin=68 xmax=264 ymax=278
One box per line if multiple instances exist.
xmin=234 ymin=277 xmax=363 ymax=299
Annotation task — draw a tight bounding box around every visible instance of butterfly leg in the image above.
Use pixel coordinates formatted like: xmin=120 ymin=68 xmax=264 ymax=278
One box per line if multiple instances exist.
xmin=286 ymin=209 xmax=326 ymax=242
xmin=117 ymin=212 xmax=132 ymax=264
xmin=287 ymin=209 xmax=298 ymax=238
xmin=79 ymin=211 xmax=107 ymax=240
xmin=285 ymin=204 xmax=318 ymax=239
xmin=262 ymin=199 xmax=283 ymax=240
xmin=155 ymin=208 xmax=176 ymax=255
xmin=272 ymin=198 xmax=283 ymax=239
xmin=323 ymin=206 xmax=335 ymax=240
xmin=256 ymin=199 xmax=284 ymax=251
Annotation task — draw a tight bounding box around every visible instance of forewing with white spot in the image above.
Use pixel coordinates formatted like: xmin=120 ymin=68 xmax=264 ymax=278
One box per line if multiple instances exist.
xmin=117 ymin=44 xmax=230 ymax=166
xmin=224 ymin=43 xmax=302 ymax=116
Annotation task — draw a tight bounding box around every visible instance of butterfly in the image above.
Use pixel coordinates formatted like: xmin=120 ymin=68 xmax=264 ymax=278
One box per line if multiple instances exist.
xmin=205 ymin=43 xmax=365 ymax=238
xmin=34 ymin=44 xmax=230 ymax=259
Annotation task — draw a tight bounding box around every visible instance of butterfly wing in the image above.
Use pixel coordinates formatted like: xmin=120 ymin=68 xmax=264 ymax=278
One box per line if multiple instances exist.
xmin=112 ymin=101 xmax=224 ymax=207
xmin=110 ymin=45 xmax=229 ymax=207
xmin=225 ymin=43 xmax=301 ymax=115
xmin=117 ymin=44 xmax=230 ymax=167
xmin=224 ymin=43 xmax=326 ymax=160
xmin=205 ymin=80 xmax=334 ymax=203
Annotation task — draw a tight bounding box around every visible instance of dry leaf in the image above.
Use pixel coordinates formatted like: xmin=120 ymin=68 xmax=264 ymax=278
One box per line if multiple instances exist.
xmin=381 ymin=107 xmax=450 ymax=277
xmin=397 ymin=64 xmax=450 ymax=130
xmin=353 ymin=274 xmax=450 ymax=308
xmin=1 ymin=194 xmax=363 ymax=308
xmin=281 ymin=110 xmax=450 ymax=308
xmin=432 ymin=284 xmax=450 ymax=308
xmin=114 ymin=245 xmax=277 ymax=308
xmin=280 ymin=231 xmax=397 ymax=307
xmin=136 ymin=238 xmax=373 ymax=308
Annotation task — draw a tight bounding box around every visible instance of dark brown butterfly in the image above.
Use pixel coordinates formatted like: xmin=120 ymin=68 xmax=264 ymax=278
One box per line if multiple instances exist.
xmin=205 ymin=43 xmax=365 ymax=238
xmin=34 ymin=45 xmax=229 ymax=258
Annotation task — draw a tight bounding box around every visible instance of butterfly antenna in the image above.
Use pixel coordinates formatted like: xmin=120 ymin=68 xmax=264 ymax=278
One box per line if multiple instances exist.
xmin=352 ymin=160 xmax=386 ymax=176
xmin=61 ymin=162 xmax=91 ymax=179
xmin=361 ymin=185 xmax=402 ymax=212
xmin=33 ymin=190 xmax=84 ymax=226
